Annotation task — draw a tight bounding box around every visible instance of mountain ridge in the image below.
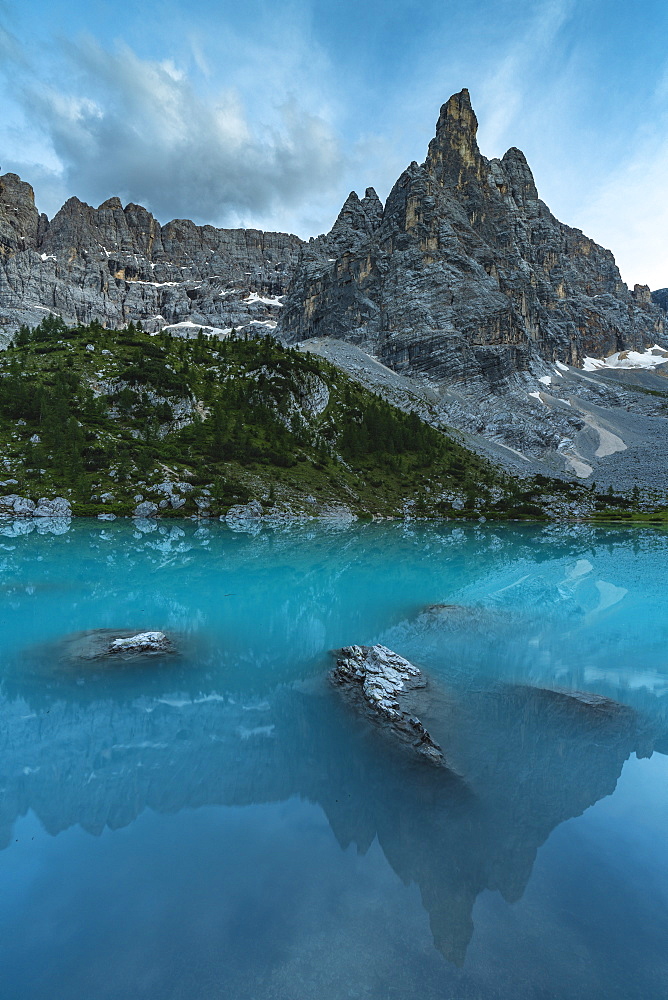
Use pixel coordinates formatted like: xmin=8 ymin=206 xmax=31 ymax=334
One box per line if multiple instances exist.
xmin=2 ymin=89 xmax=668 ymax=492
xmin=1 ymin=89 xmax=664 ymax=358
xmin=280 ymin=88 xmax=663 ymax=376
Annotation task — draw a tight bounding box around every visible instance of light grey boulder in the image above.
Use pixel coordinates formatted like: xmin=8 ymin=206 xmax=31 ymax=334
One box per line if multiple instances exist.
xmin=33 ymin=497 xmax=72 ymax=517
xmin=133 ymin=500 xmax=158 ymax=518
xmin=9 ymin=496 xmax=36 ymax=516
xmin=225 ymin=499 xmax=264 ymax=523
xmin=109 ymin=631 xmax=170 ymax=654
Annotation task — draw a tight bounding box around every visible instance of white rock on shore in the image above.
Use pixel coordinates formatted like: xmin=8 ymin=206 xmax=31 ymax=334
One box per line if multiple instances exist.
xmin=0 ymin=494 xmax=71 ymax=518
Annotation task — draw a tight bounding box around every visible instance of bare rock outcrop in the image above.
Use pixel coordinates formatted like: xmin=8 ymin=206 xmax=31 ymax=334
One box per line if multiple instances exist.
xmin=331 ymin=644 xmax=446 ymax=765
xmin=0 ymin=173 xmax=302 ymax=342
xmin=653 ymin=288 xmax=668 ymax=313
xmin=279 ymin=89 xmax=664 ymax=384
xmin=0 ymin=173 xmax=48 ymax=258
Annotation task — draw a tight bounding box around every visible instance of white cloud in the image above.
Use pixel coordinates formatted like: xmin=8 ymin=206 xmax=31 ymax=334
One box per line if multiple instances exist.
xmin=3 ymin=33 xmax=345 ymax=230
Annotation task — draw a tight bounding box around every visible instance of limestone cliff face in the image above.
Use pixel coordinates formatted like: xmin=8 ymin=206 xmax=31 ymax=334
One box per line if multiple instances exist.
xmin=280 ymin=89 xmax=664 ymax=383
xmin=653 ymin=288 xmax=668 ymax=313
xmin=0 ymin=173 xmax=48 ymax=258
xmin=0 ymin=176 xmax=302 ymax=342
xmin=0 ymin=90 xmax=664 ymax=385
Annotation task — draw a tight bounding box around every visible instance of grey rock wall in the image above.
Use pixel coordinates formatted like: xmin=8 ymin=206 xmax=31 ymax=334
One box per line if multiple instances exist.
xmin=652 ymin=288 xmax=668 ymax=313
xmin=279 ymin=90 xmax=664 ymax=386
xmin=0 ymin=175 xmax=302 ymax=343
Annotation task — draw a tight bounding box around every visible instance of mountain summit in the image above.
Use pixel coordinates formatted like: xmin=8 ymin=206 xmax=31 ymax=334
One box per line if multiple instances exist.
xmin=280 ymin=89 xmax=662 ymax=383
xmin=1 ymin=90 xmax=668 ymax=490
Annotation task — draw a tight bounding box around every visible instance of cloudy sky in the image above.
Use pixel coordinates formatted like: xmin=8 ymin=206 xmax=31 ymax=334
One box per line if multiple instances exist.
xmin=0 ymin=0 xmax=666 ymax=287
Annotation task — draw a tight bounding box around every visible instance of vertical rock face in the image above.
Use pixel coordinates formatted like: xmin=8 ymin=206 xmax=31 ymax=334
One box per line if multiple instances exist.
xmin=279 ymin=89 xmax=664 ymax=384
xmin=0 ymin=173 xmax=303 ymax=342
xmin=0 ymin=173 xmax=48 ymax=257
xmin=653 ymin=288 xmax=668 ymax=313
xmin=0 ymin=85 xmax=664 ymax=460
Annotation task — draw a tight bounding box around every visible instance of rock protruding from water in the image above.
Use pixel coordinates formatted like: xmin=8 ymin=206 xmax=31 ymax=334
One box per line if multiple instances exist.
xmin=331 ymin=644 xmax=445 ymax=765
xmin=109 ymin=631 xmax=170 ymax=654
xmin=51 ymin=628 xmax=177 ymax=663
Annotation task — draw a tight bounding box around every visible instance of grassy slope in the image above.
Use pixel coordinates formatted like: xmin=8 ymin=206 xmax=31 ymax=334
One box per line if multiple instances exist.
xmin=0 ymin=317 xmax=571 ymax=519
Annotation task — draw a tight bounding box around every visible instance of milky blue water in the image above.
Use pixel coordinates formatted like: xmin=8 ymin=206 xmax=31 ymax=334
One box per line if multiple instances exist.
xmin=1 ymin=518 xmax=667 ymax=1000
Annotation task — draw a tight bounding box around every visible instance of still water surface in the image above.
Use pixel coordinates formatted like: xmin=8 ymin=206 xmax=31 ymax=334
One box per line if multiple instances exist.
xmin=0 ymin=519 xmax=667 ymax=999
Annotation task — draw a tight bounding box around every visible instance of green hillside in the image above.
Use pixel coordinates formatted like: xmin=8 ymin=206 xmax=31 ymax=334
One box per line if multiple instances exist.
xmin=0 ymin=316 xmax=548 ymax=519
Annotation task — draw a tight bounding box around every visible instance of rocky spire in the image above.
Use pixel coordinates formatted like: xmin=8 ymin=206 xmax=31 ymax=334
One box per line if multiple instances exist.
xmin=360 ymin=187 xmax=384 ymax=229
xmin=325 ymin=187 xmax=384 ymax=255
xmin=500 ymin=147 xmax=539 ymax=207
xmin=330 ymin=189 xmax=382 ymax=238
xmin=425 ymin=88 xmax=485 ymax=188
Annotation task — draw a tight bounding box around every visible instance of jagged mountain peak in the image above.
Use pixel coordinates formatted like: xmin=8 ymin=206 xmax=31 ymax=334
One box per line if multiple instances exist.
xmin=435 ymin=87 xmax=476 ymax=135
xmin=495 ymin=146 xmax=539 ymax=208
xmin=0 ymin=171 xmax=36 ymax=204
xmin=0 ymin=167 xmax=303 ymax=338
xmin=281 ymin=87 xmax=663 ymax=391
xmin=331 ymin=188 xmax=383 ymax=234
xmin=426 ymin=87 xmax=484 ymax=187
xmin=97 ymin=196 xmax=125 ymax=212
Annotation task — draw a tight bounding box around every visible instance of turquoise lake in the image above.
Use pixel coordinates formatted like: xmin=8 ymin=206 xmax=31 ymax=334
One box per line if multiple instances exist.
xmin=1 ymin=518 xmax=667 ymax=999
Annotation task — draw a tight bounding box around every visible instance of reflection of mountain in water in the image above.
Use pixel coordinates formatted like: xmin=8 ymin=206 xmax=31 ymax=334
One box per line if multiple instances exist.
xmin=1 ymin=670 xmax=662 ymax=966
xmin=3 ymin=518 xmax=668 ymax=964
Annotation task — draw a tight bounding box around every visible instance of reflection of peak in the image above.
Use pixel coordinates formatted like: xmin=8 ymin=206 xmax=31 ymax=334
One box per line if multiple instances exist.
xmin=0 ymin=671 xmax=653 ymax=965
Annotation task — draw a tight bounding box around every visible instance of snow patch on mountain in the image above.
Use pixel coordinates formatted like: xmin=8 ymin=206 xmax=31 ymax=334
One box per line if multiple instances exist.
xmin=583 ymin=345 xmax=668 ymax=372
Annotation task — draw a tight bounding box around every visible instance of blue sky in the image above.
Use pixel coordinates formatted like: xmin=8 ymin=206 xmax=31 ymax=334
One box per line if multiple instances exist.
xmin=0 ymin=0 xmax=666 ymax=287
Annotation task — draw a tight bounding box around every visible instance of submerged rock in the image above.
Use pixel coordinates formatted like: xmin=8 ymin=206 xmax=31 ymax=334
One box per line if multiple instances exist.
xmin=331 ymin=644 xmax=446 ymax=765
xmin=522 ymin=684 xmax=633 ymax=716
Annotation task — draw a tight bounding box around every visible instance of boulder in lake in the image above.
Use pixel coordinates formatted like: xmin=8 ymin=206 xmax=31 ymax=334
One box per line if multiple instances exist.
xmin=331 ymin=644 xmax=446 ymax=765
xmin=51 ymin=628 xmax=177 ymax=662
xmin=520 ymin=684 xmax=634 ymax=717
xmin=108 ymin=631 xmax=170 ymax=654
